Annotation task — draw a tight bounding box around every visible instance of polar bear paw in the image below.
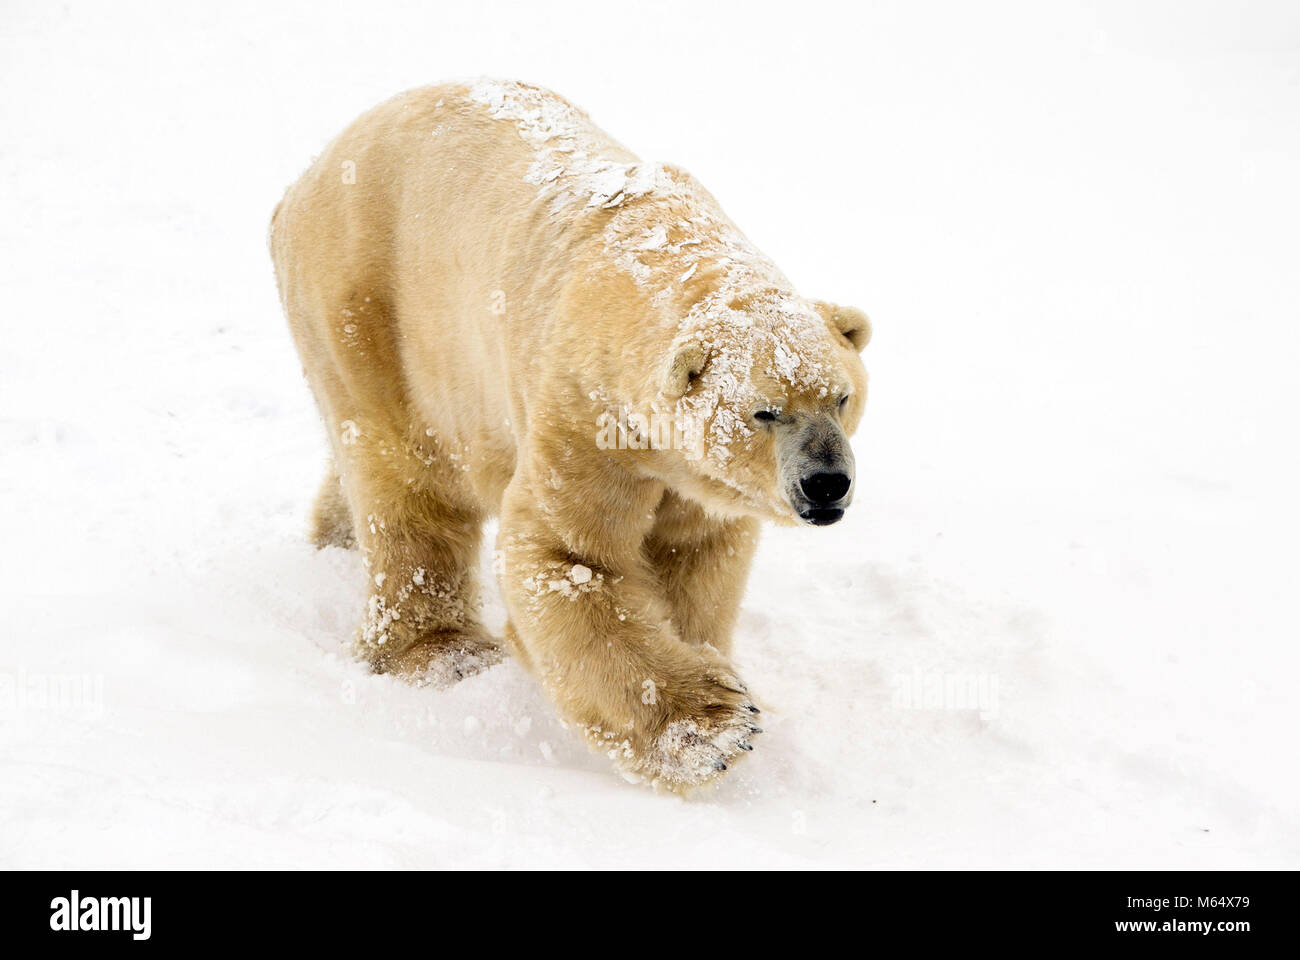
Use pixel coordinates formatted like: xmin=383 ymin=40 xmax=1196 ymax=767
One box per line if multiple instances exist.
xmin=633 ymin=676 xmax=763 ymax=790
xmin=371 ymin=629 xmax=505 ymax=689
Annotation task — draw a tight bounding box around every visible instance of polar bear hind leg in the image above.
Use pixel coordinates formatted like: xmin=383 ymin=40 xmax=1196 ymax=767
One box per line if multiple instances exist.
xmin=309 ymin=462 xmax=356 ymax=550
xmin=339 ymin=437 xmax=503 ymax=687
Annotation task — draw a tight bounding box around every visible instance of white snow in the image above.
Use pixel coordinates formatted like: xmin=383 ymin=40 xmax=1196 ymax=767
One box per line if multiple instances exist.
xmin=468 ymin=77 xmax=669 ymax=211
xmin=1 ymin=0 xmax=1298 ymax=868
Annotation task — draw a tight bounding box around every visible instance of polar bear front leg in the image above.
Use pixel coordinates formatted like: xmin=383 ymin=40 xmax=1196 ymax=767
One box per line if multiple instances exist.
xmin=646 ymin=492 xmax=760 ymax=657
xmin=498 ymin=462 xmax=762 ymax=789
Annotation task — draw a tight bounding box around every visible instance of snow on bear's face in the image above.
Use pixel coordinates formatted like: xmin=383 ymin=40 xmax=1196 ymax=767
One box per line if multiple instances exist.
xmin=662 ymin=291 xmax=870 ymax=526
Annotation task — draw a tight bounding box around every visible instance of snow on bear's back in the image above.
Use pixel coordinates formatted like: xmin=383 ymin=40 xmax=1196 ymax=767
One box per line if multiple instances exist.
xmin=464 ymin=78 xmax=847 ymax=472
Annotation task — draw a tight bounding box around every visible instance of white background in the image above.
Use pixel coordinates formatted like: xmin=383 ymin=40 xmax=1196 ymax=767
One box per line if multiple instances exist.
xmin=2 ymin=0 xmax=1297 ymax=867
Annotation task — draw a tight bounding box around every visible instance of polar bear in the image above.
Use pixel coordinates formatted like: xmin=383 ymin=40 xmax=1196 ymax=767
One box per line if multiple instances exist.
xmin=270 ymin=80 xmax=870 ymax=789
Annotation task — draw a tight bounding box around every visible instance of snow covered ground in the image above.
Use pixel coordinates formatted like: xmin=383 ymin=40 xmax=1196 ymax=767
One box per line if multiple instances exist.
xmin=2 ymin=0 xmax=1298 ymax=868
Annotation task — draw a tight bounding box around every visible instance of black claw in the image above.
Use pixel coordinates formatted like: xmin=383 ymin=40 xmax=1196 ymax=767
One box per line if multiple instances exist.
xmin=737 ymin=741 xmax=753 ymax=751
xmin=746 ymin=705 xmax=761 ymax=713
xmin=715 ymin=761 xmax=727 ymax=771
xmin=748 ymin=725 xmax=763 ymax=734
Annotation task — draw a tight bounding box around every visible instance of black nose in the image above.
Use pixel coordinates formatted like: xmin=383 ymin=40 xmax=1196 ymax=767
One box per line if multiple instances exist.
xmin=800 ymin=471 xmax=851 ymax=505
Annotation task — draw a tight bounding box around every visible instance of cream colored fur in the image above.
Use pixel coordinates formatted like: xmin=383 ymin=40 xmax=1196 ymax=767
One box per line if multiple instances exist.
xmin=270 ymin=80 xmax=869 ymax=789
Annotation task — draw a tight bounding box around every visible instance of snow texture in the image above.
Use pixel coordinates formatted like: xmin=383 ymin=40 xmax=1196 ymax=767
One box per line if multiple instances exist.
xmin=469 ymin=78 xmax=669 ymax=211
xmin=1 ymin=0 xmax=1298 ymax=868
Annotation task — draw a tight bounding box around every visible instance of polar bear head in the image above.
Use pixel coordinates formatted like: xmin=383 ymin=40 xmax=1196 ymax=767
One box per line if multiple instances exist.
xmin=655 ymin=289 xmax=871 ymax=527
xmin=590 ymin=171 xmax=871 ymax=526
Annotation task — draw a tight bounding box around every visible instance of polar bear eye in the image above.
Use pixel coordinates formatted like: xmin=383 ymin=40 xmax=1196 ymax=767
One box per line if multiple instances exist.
xmin=838 ymin=394 xmax=850 ymax=411
xmin=753 ymin=409 xmax=779 ymax=423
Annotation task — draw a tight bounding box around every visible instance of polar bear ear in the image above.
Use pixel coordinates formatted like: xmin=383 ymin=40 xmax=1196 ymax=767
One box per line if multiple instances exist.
xmin=815 ymin=301 xmax=872 ymax=352
xmin=661 ymin=341 xmax=706 ymax=398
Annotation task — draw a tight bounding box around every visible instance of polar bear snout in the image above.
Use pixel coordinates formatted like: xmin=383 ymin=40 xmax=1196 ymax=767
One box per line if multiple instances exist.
xmin=801 ymin=471 xmax=851 ymax=505
xmin=779 ymin=415 xmax=855 ymax=525
xmin=796 ymin=467 xmax=853 ymax=525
